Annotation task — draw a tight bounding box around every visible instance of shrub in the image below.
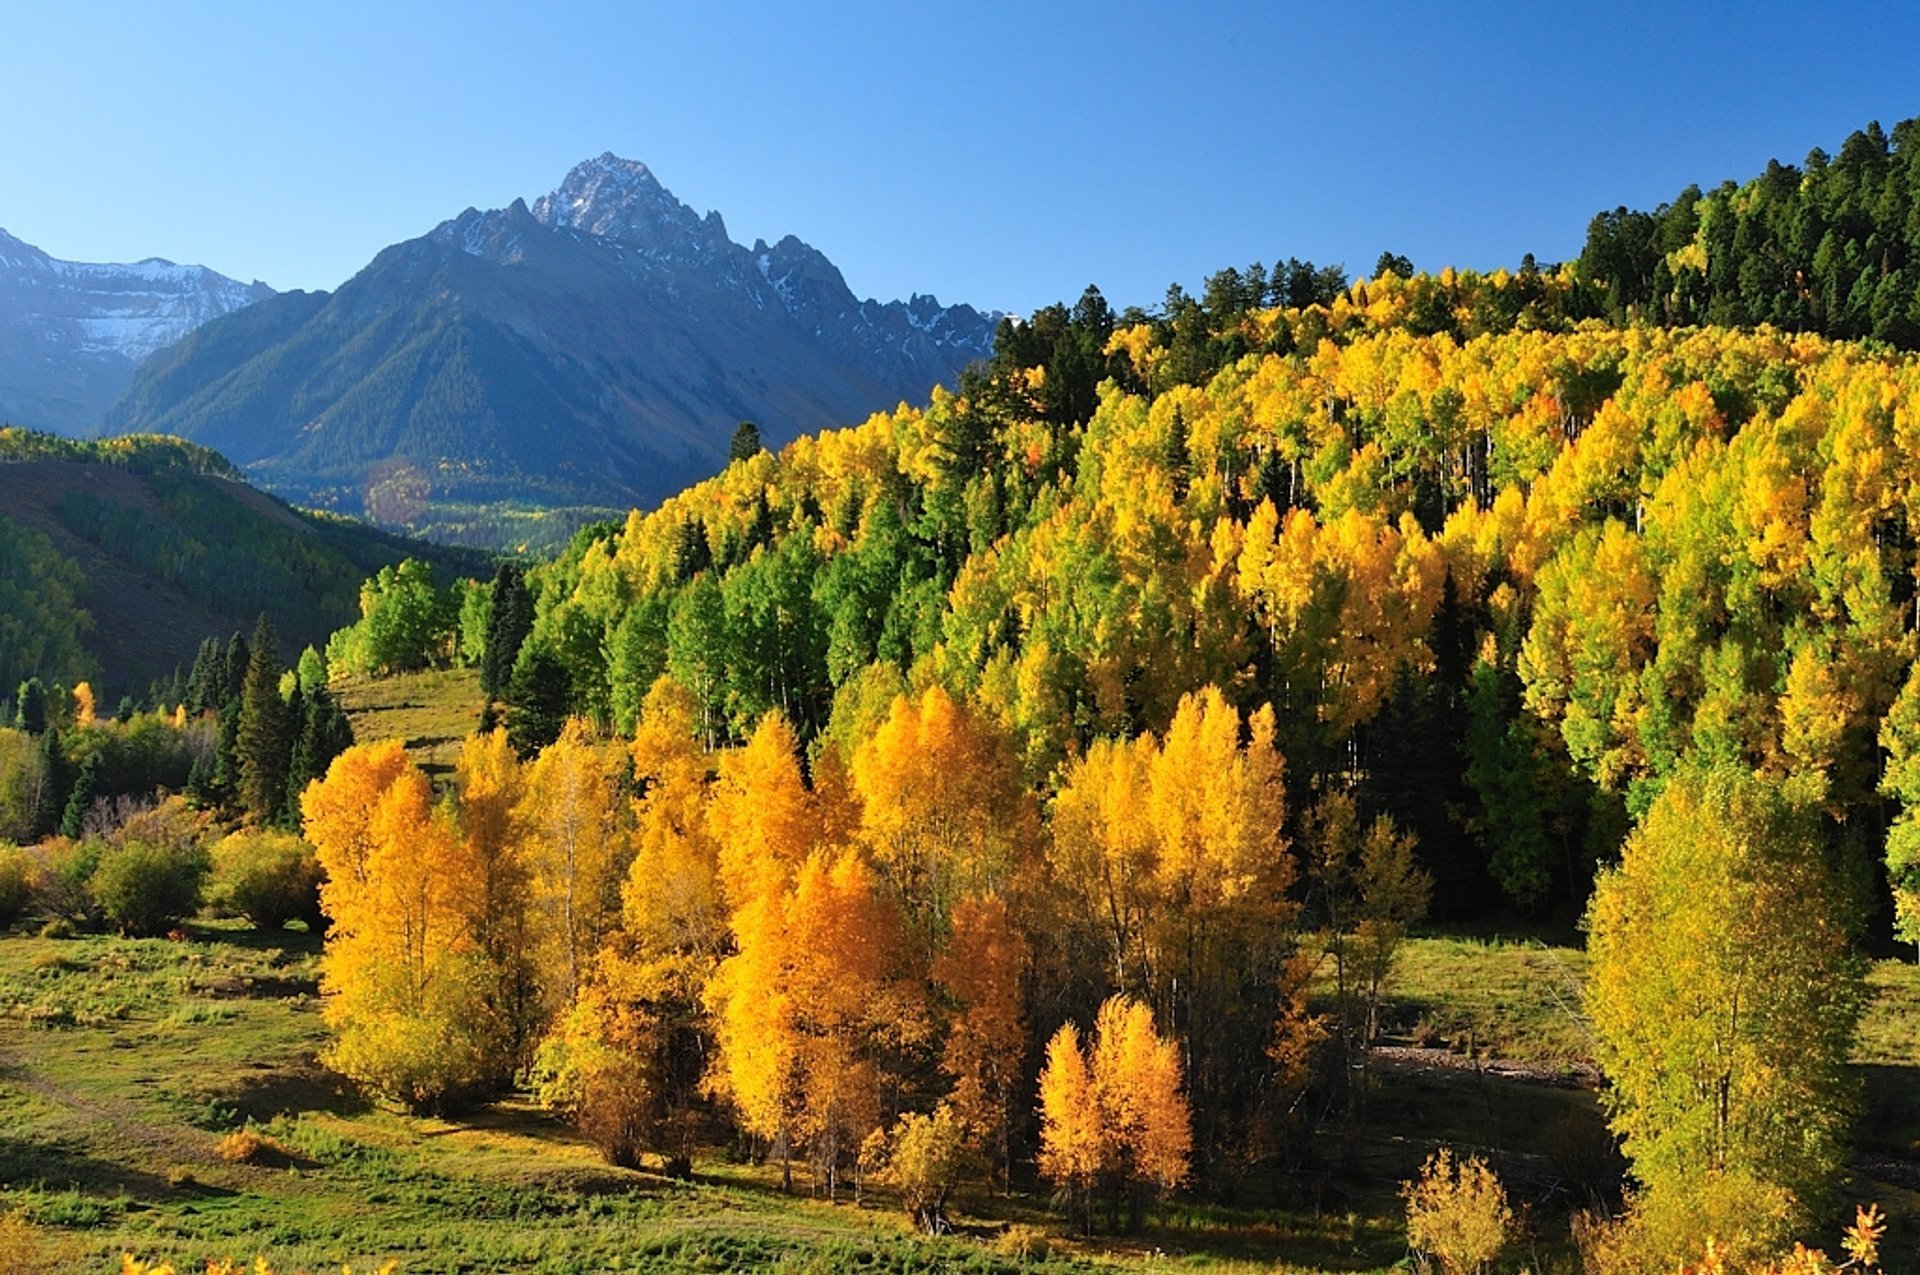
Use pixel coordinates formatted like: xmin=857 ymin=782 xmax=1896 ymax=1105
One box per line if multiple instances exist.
xmin=1402 ymin=1148 xmax=1513 ymax=1275
xmin=0 ymin=842 xmax=32 ymax=929
xmin=209 ymin=830 xmax=324 ymax=930
xmin=26 ymin=838 xmax=102 ymax=927
xmin=215 ymin=1127 xmax=293 ymax=1165
xmin=89 ymin=839 xmax=207 ymax=937
xmin=869 ymin=1105 xmax=968 ymax=1234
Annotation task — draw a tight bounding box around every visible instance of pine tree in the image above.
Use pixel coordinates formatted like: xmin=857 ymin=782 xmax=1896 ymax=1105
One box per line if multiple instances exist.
xmin=236 ymin=614 xmax=290 ymax=824
xmin=481 ymin=565 xmax=534 ymax=704
xmin=59 ymin=754 xmax=100 ymax=840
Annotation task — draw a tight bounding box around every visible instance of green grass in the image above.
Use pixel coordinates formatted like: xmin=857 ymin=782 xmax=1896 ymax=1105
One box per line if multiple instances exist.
xmin=1377 ymin=935 xmax=1594 ymax=1067
xmin=0 ymin=919 xmax=1418 ymax=1274
xmin=335 ymin=667 xmax=484 ymax=777
xmin=7 ymin=915 xmax=1920 ymax=1272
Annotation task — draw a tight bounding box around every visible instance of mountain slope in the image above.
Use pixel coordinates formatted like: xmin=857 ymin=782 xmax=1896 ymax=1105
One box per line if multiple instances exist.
xmin=0 ymin=229 xmax=272 ymax=435
xmin=0 ymin=430 xmax=485 ymax=696
xmin=104 ymin=156 xmax=1000 ymax=539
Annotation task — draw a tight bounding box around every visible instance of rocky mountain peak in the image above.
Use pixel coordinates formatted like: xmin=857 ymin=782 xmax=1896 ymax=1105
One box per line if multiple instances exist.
xmin=530 ymin=153 xmax=727 ymax=257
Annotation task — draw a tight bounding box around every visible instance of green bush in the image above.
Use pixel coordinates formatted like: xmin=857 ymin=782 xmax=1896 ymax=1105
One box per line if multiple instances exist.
xmin=209 ymin=830 xmax=324 ymax=930
xmin=0 ymin=843 xmax=32 ymax=929
xmin=28 ymin=839 xmax=101 ymax=927
xmin=89 ymin=839 xmax=207 ymax=937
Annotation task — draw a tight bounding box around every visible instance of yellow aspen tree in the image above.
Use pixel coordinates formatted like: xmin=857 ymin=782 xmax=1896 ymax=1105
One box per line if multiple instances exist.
xmin=1048 ymin=732 xmax=1159 ymax=989
xmin=1091 ymin=995 xmax=1193 ymax=1227
xmin=707 ymin=710 xmax=817 ymax=907
xmin=1035 ymin=1020 xmax=1106 ymax=1234
xmin=930 ymin=894 xmax=1029 ymax=1185
xmin=454 ymin=728 xmax=535 ymax=1071
xmin=1038 ymin=996 xmax=1191 ymax=1233
xmin=70 ymin=682 xmax=95 ymax=729
xmin=301 ymin=740 xmax=412 ymax=903
xmin=1586 ymin=762 xmax=1864 ymax=1266
xmin=851 ymin=686 xmax=1035 ymax=936
xmin=516 ymin=718 xmax=630 ymax=1011
xmin=705 ymin=846 xmax=921 ymax=1197
xmin=303 ymin=751 xmax=490 ymax=1112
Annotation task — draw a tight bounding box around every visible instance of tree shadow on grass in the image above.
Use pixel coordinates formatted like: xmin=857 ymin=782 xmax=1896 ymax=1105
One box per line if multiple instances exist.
xmin=0 ymin=1139 xmax=180 ymax=1204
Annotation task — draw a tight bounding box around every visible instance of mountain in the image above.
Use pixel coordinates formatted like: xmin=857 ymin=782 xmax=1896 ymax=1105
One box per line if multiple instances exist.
xmin=0 ymin=229 xmax=272 ymax=436
xmin=0 ymin=429 xmax=485 ymax=699
xmin=103 ymin=155 xmax=1001 ymax=541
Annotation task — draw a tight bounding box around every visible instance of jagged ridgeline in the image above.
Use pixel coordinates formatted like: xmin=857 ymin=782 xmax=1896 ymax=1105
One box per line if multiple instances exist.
xmin=0 ymin=429 xmax=485 ymax=699
xmin=510 ymin=268 xmax=1920 ymax=920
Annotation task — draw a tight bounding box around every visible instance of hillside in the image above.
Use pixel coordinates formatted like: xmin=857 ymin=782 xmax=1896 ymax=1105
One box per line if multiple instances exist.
xmin=0 ymin=229 xmax=271 ymax=436
xmin=0 ymin=430 xmax=485 ymax=699
xmin=102 ymin=155 xmax=999 ymax=545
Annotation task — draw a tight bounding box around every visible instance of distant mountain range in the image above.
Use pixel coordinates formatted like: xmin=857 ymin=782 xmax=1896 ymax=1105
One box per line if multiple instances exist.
xmin=0 ymin=230 xmax=271 ymax=436
xmin=95 ymin=155 xmax=1002 ymax=540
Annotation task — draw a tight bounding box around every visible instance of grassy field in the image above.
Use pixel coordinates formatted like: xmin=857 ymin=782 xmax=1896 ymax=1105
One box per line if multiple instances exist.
xmin=0 ymin=918 xmax=1418 ymax=1274
xmin=5 ymin=918 xmax=1920 ymax=1271
xmin=335 ymin=667 xmax=485 ymax=778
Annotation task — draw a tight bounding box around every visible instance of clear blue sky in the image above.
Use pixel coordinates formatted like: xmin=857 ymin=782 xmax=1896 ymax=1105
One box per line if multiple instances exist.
xmin=4 ymin=1 xmax=1917 ymax=315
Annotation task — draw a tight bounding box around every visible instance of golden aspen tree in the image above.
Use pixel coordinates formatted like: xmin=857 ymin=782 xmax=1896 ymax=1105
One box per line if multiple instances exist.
xmin=851 ymin=686 xmax=1034 ymax=936
xmin=1586 ymin=762 xmax=1863 ymax=1267
xmin=70 ymin=682 xmax=95 ymax=729
xmin=531 ymin=949 xmax=669 ymax=1169
xmin=705 ymin=845 xmax=922 ymax=1197
xmin=1036 ymin=1020 xmax=1105 ymax=1234
xmin=516 ymin=718 xmax=630 ymax=1010
xmin=930 ymin=894 xmax=1028 ymax=1185
xmin=1048 ymin=731 xmax=1158 ymax=989
xmin=1878 ymin=664 xmax=1920 ymax=958
xmin=300 ymin=740 xmax=412 ymax=901
xmin=536 ymin=676 xmax=725 ymax=1172
xmin=1037 ymin=996 xmax=1191 ymax=1233
xmin=707 ymin=710 xmax=817 ymax=907
xmin=303 ymin=750 xmax=490 ymax=1111
xmin=453 ymin=728 xmax=534 ymax=1071
xmin=1091 ymin=996 xmax=1193 ymax=1228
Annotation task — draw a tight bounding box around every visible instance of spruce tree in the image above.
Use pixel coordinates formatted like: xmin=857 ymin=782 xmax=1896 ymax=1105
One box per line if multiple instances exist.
xmin=185 ymin=638 xmax=223 ymax=715
xmin=236 ymin=614 xmax=290 ymax=824
xmin=59 ymin=754 xmax=100 ymax=840
xmin=481 ymin=565 xmax=534 ymax=703
xmin=31 ymin=727 xmax=68 ymax=838
xmin=222 ymin=632 xmax=250 ymax=706
xmin=505 ymin=647 xmax=570 ymax=757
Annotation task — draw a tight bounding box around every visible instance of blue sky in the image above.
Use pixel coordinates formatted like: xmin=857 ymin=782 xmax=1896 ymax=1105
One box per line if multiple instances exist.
xmin=4 ymin=1 xmax=1917 ymax=314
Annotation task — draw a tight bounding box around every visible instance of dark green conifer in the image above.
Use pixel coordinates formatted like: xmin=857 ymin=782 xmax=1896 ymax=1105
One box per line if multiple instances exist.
xmin=59 ymin=754 xmax=100 ymax=840
xmin=236 ymin=615 xmax=290 ymax=824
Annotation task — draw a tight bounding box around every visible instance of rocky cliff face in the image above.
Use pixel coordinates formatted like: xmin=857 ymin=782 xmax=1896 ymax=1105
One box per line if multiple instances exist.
xmin=103 ymin=156 xmax=1000 ymax=534
xmin=0 ymin=229 xmax=271 ymax=434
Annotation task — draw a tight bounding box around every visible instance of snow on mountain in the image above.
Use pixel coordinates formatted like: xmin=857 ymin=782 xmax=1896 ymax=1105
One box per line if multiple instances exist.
xmin=0 ymin=228 xmax=271 ymax=434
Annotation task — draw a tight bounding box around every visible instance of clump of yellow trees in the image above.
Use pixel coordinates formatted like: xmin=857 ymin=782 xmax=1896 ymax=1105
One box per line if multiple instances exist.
xmin=301 ymin=680 xmax=1393 ymax=1230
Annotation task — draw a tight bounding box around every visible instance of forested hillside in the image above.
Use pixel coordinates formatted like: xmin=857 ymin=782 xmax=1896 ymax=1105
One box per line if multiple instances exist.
xmin=505 ymin=263 xmax=1920 ymax=921
xmin=0 ymin=431 xmax=483 ymax=700
xmin=334 ymin=247 xmax=1916 ymax=1265
xmin=1579 ymin=116 xmax=1920 ymax=345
